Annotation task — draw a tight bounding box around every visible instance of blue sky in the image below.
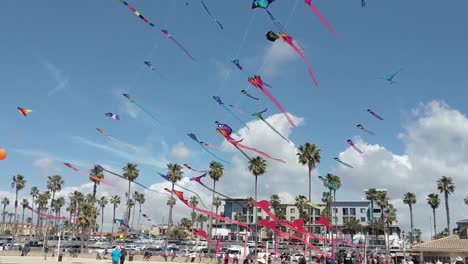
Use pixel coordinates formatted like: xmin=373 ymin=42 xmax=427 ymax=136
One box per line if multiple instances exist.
xmin=1 ymin=0 xmax=468 ymax=223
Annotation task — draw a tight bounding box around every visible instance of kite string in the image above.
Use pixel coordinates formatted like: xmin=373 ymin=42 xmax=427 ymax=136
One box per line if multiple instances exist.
xmin=235 ymin=13 xmax=256 ymax=58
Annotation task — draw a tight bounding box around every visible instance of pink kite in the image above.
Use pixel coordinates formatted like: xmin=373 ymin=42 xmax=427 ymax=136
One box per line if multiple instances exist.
xmin=64 ymin=163 xmax=119 ymax=188
xmin=304 ymin=0 xmax=337 ymax=36
xmin=183 ymin=163 xmax=207 ymax=173
xmin=279 ymin=33 xmax=319 ymax=87
xmin=26 ymin=205 xmax=79 ymax=223
xmin=248 ymin=75 xmax=296 ymax=127
xmin=195 ymin=229 xmax=220 ymax=252
xmin=346 ymin=139 xmax=363 ymax=154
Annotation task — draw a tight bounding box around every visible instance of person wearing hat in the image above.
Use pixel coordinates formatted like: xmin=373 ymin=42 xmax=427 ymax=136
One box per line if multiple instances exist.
xmin=454 ymin=257 xmax=464 ymax=264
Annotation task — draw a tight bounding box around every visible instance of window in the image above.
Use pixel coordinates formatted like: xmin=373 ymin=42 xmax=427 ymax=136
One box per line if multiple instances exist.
xmin=290 ymin=208 xmax=295 ymax=213
xmin=342 ymin=208 xmax=349 ymax=215
xmin=333 ymin=217 xmax=338 ymax=223
xmin=243 ymin=208 xmax=247 ymax=214
xmin=290 ymin=217 xmax=295 ymax=221
xmin=360 ymin=208 xmax=366 ymax=213
xmin=333 ymin=208 xmax=338 ymax=213
xmin=257 ymin=208 xmax=262 ymax=213
xmin=361 ymin=217 xmax=366 ymax=222
xmin=350 ymin=208 xmax=356 ymax=215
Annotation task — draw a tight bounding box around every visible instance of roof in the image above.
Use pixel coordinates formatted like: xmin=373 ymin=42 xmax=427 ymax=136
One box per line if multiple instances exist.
xmin=411 ymin=235 xmax=468 ymax=252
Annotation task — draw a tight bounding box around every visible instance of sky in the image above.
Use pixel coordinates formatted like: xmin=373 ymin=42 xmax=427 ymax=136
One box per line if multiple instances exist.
xmin=1 ymin=0 xmax=468 ymax=241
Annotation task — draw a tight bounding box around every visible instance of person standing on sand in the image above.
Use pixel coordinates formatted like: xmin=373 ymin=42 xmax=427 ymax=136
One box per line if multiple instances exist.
xmin=120 ymin=248 xmax=128 ymax=264
xmin=111 ymin=247 xmax=122 ymax=264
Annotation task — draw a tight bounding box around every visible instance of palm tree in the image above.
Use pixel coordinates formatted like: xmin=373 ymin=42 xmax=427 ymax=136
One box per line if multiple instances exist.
xmin=234 ymin=212 xmax=244 ymax=241
xmin=134 ymin=191 xmax=145 ymax=229
xmin=167 ymin=196 xmax=176 ymax=228
xmin=212 ymin=197 xmax=222 ymax=236
xmin=30 ymin=187 xmax=39 ymax=228
xmin=437 ymin=176 xmax=455 ymax=234
xmin=122 ymin=163 xmax=139 ymax=224
xmin=295 ymin=195 xmax=309 ymax=221
xmin=464 ymin=196 xmax=468 ymax=206
xmin=109 ymin=195 xmax=121 ymax=243
xmin=189 ymin=196 xmax=199 ymax=238
xmin=35 ymin=192 xmax=50 ymax=236
xmin=45 ymin=175 xmax=64 ymax=248
xmin=343 ymin=217 xmax=361 ymax=238
xmin=321 ymin=192 xmax=332 ymax=218
xmin=166 ymin=163 xmax=183 ymax=235
xmin=384 ymin=207 xmax=397 ymax=263
xmin=326 ymin=174 xmax=341 ymax=226
xmin=8 ymin=213 xmax=14 ymax=224
xmin=248 ymin=156 xmax=267 ymax=247
xmin=52 ymin=196 xmax=65 ymax=224
xmin=1 ymin=197 xmax=10 ymax=233
xmin=427 ymin=193 xmax=440 ymax=238
xmin=97 ymin=196 xmax=108 ymax=240
xmin=89 ymin=165 xmax=104 ymax=200
xmin=270 ymin=194 xmax=281 ymax=215
xmin=77 ymin=200 xmax=98 ymax=247
xmin=197 ymin=214 xmax=208 ymax=230
xmin=365 ymin=188 xmax=379 ymax=220
xmin=297 ymin=143 xmax=321 ymax=229
xmin=403 ymin=192 xmax=416 ymax=243
xmin=21 ymin=199 xmax=29 ymax=223
xmin=11 ymin=174 xmax=26 ymax=233
xmin=208 ymin=161 xmax=224 ymax=239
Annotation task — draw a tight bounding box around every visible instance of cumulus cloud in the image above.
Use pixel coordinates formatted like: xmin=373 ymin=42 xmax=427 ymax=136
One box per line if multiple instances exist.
xmin=260 ymin=41 xmax=299 ymax=78
xmin=170 ymin=142 xmax=191 ymax=160
xmin=334 ymin=101 xmax=468 ymax=241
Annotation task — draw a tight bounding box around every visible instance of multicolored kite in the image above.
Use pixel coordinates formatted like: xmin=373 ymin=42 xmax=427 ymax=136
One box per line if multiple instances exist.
xmin=334 ymin=157 xmax=354 ymax=168
xmin=357 ymin=124 xmax=374 ymax=135
xmin=252 ymin=0 xmax=290 ymax=38
xmin=187 ymin=133 xmax=230 ymax=164
xmin=201 ymin=1 xmax=224 ymax=30
xmin=122 ymin=93 xmax=159 ymax=122
xmin=304 ymin=0 xmax=337 ymax=36
xmin=105 ymin=112 xmax=120 ymax=120
xmin=212 ymin=96 xmax=249 ymax=128
xmin=252 ymin=108 xmax=290 ymax=143
xmin=241 ymin=90 xmax=259 ymax=100
xmin=306 ymin=200 xmax=325 ymax=210
xmin=318 ymin=175 xmax=338 ymax=190
xmin=215 ymin=121 xmax=233 ymax=136
xmin=248 ymin=75 xmax=296 ymax=127
xmin=266 ymin=31 xmax=279 ymax=42
xmin=232 ymin=59 xmax=272 ymax=88
xmin=157 ymin=172 xmax=208 ymax=208
xmin=183 ymin=164 xmax=207 ymax=173
xmin=367 ymin=109 xmax=384 ymax=120
xmin=161 ymin=30 xmax=196 ymax=61
xmin=17 ymin=107 xmax=32 ymax=117
xmin=144 ymin=61 xmax=156 ymax=70
xmin=381 ymin=68 xmax=403 ymax=84
xmin=96 ymin=128 xmax=115 ymax=141
xmin=217 ymin=126 xmax=285 ymax=163
xmin=347 ymin=139 xmax=363 ymax=154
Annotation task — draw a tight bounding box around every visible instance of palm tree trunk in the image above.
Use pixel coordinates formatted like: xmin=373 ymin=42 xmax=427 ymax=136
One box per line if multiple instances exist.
xmin=111 ymin=205 xmax=116 ymax=244
xmin=168 ymin=182 xmax=175 ymax=242
xmin=126 ymin=180 xmax=131 ymax=224
xmin=137 ymin=204 xmax=142 ymax=229
xmin=432 ymin=208 xmax=437 ymax=239
xmin=14 ymin=189 xmax=18 ymax=236
xmin=208 ymin=180 xmax=216 ymax=240
xmin=333 ymin=190 xmax=337 ymax=227
xmin=131 ymin=205 xmax=136 ymax=228
xmin=254 ymin=175 xmax=258 ymax=251
xmin=30 ymin=197 xmax=35 ymax=241
xmin=22 ymin=207 xmax=25 ymax=223
xmin=100 ymin=208 xmax=104 ymax=241
xmin=214 ymin=206 xmax=219 ymax=237
xmin=409 ymin=205 xmax=414 ymax=243
xmin=444 ymin=192 xmax=450 ymax=234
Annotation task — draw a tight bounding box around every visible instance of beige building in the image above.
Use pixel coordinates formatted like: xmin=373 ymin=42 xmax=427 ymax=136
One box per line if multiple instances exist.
xmin=411 ymin=219 xmax=468 ymax=263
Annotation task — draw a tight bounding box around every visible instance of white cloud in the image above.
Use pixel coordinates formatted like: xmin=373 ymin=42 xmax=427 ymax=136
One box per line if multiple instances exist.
xmin=170 ymin=142 xmax=191 ymax=160
xmin=260 ymin=40 xmax=299 ymax=78
xmin=334 ymin=101 xmax=468 ymax=241
xmin=43 ymin=61 xmax=69 ymax=96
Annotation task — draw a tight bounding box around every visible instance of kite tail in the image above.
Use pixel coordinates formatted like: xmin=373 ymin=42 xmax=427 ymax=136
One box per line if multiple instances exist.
xmin=174 ymin=183 xmax=208 ymax=209
xmin=101 ymin=167 xmax=170 ymax=196
xmin=196 ymin=230 xmax=219 ymax=251
xmin=351 ymin=144 xmax=363 ymax=154
xmin=233 ymin=144 xmax=252 ymax=161
xmin=236 ymin=142 xmax=285 ymax=163
xmin=64 ymin=163 xmax=120 ymax=189
xmin=304 ymin=1 xmax=337 ymax=36
xmin=363 ymin=128 xmax=375 ymax=135
xmin=222 ymin=105 xmax=249 ymax=129
xmin=202 ymin=142 xmax=221 ymax=150
xmin=229 ymin=105 xmax=244 ymax=115
xmin=286 ymin=40 xmax=319 ymax=87
xmin=133 ymin=101 xmax=159 ymax=123
xmin=337 ymin=160 xmax=354 ymax=168
xmin=163 ymin=31 xmax=196 ymax=61
xmin=200 ymin=144 xmax=230 ymax=164
xmin=260 ymin=117 xmax=291 ymax=143
xmin=247 ymin=94 xmax=259 ymax=100
xmin=259 ymin=87 xmax=296 ymax=127
xmin=26 ymin=205 xmax=77 ymax=222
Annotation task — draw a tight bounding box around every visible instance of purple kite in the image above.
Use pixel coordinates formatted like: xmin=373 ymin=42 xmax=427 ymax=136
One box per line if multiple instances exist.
xmin=105 ymin=113 xmax=120 ymax=120
xmin=367 ymin=109 xmax=384 ymax=120
xmin=241 ymin=90 xmax=259 ymax=101
xmin=347 ymin=139 xmax=363 ymax=154
xmin=334 ymin=157 xmax=354 ymax=168
xmin=357 ymin=124 xmax=374 ymax=135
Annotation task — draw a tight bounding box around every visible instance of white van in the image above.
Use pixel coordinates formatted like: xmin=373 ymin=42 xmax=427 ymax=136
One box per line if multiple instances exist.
xmin=227 ymin=246 xmax=249 ymax=258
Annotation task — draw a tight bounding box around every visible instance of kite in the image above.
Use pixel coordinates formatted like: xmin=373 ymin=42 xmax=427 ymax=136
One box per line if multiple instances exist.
xmin=96 ymin=128 xmax=114 ymax=140
xmin=213 ymin=96 xmax=249 ymax=128
xmin=17 ymin=107 xmax=32 ymax=117
xmin=229 ymin=105 xmax=244 ymax=115
xmin=26 ymin=205 xmax=78 ymax=223
xmin=64 ymin=163 xmax=119 ymax=189
xmin=241 ymin=90 xmax=259 ymax=100
xmin=201 ymin=1 xmax=224 ymax=30
xmin=304 ymin=0 xmax=337 ymax=36
xmin=347 ymin=139 xmax=363 ymax=154
xmin=157 ymin=172 xmax=208 ymax=208
xmin=252 ymin=108 xmax=290 ymax=143
xmin=232 ymin=59 xmax=272 ymax=88
xmin=318 ymin=175 xmax=338 ymax=190
xmin=381 ymin=69 xmax=403 ymax=84
xmin=187 ymin=133 xmax=230 ymax=164
xmin=190 ymin=173 xmax=244 ymax=208
xmin=251 ymin=0 xmax=290 ymax=37
xmin=268 ymin=32 xmax=318 ymax=87
xmin=118 ymin=0 xmax=155 ymax=27
xmin=122 ymin=93 xmax=159 ymax=122
xmin=217 ymin=126 xmax=286 ymax=163
xmin=183 ymin=164 xmax=207 ymax=173
xmin=161 ymin=30 xmax=196 ymax=61
xmin=116 ymin=219 xmax=149 ymax=237
xmin=144 ymin=61 xmax=156 ymax=70
xmin=215 ymin=121 xmax=233 ymax=136
xmin=105 ymin=112 xmax=120 ymax=120
xmin=367 ymin=109 xmax=384 ymax=120
xmin=306 ymin=200 xmax=325 ymax=210
xmin=0 ymin=148 xmax=6 ymax=160
xmin=266 ymin=31 xmax=279 ymax=42
xmin=195 ymin=229 xmax=220 ymax=251
xmin=248 ymin=75 xmax=296 ymax=127
xmin=357 ymin=124 xmax=374 ymax=135
xmin=98 ymin=166 xmax=170 ymax=196
xmin=361 ymin=0 xmax=366 ymax=7
xmin=333 ymin=157 xmax=354 ymax=168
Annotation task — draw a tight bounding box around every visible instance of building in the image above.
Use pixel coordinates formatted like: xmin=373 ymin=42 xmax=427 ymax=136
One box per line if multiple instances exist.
xmin=323 ymin=200 xmax=371 ymax=226
xmin=411 ymin=219 xmax=468 ymax=263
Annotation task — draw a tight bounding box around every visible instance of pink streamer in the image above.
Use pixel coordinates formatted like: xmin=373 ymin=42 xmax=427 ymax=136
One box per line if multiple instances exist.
xmin=280 ymin=34 xmax=319 ymax=88
xmin=196 ymin=229 xmax=220 ymax=252
xmin=26 ymin=205 xmax=79 ymax=223
xmin=64 ymin=163 xmax=119 ymax=188
xmin=304 ymin=0 xmax=337 ymax=36
xmin=202 ymin=142 xmax=221 ymax=150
